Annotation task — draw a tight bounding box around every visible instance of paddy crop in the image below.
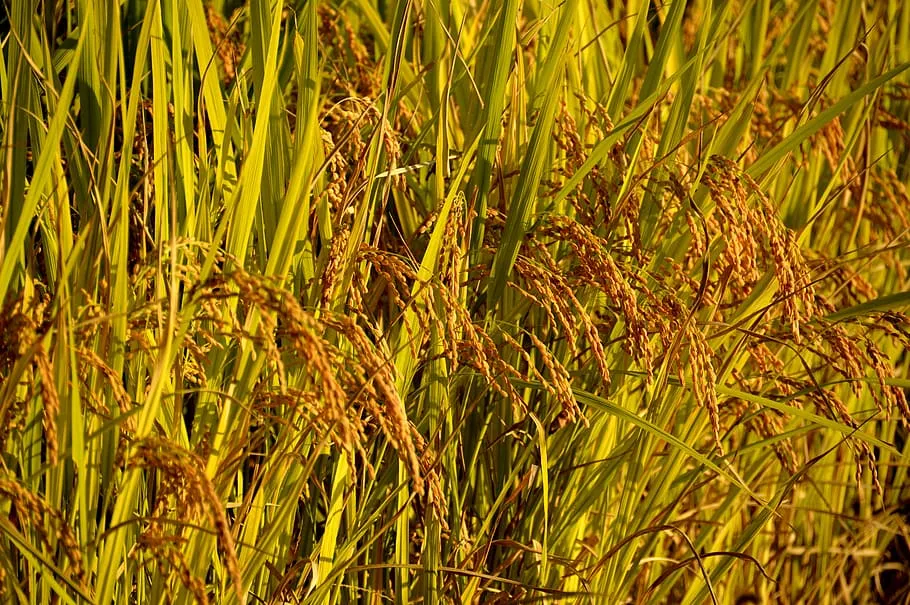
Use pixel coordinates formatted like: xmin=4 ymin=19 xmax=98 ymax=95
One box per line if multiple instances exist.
xmin=1 ymin=0 xmax=909 ymax=603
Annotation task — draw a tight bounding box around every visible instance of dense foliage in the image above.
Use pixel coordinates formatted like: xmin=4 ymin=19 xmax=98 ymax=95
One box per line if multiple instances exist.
xmin=1 ymin=0 xmax=909 ymax=602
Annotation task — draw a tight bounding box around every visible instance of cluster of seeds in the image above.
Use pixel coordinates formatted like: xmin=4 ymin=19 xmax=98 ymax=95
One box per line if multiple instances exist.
xmin=701 ymin=155 xmax=817 ymax=340
xmin=0 ymin=477 xmax=85 ymax=588
xmin=126 ymin=437 xmax=243 ymax=604
xmin=0 ymin=293 xmax=58 ymax=465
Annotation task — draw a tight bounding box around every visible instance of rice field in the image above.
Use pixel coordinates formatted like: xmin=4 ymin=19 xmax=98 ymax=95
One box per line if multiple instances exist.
xmin=1 ymin=0 xmax=910 ymax=603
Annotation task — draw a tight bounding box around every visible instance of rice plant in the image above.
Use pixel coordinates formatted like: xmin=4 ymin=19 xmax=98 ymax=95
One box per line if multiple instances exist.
xmin=1 ymin=0 xmax=909 ymax=603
